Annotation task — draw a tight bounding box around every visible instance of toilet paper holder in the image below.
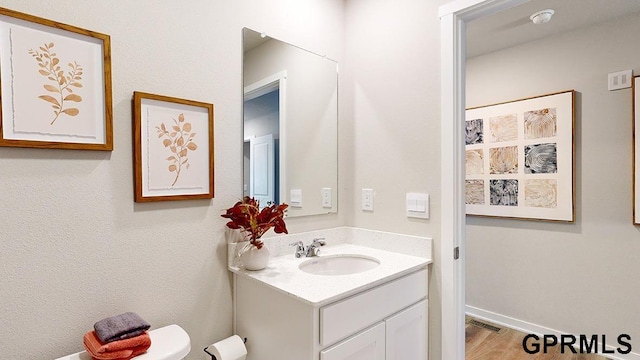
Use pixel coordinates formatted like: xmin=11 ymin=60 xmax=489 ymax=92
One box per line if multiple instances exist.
xmin=203 ymin=337 xmax=247 ymax=360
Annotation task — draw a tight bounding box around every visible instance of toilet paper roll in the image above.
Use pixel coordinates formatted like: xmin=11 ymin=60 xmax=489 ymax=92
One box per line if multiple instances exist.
xmin=206 ymin=335 xmax=247 ymax=360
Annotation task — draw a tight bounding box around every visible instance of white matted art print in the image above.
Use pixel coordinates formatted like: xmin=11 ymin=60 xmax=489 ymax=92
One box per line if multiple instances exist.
xmin=134 ymin=92 xmax=214 ymax=202
xmin=465 ymin=90 xmax=575 ymax=222
xmin=0 ymin=7 xmax=112 ymax=150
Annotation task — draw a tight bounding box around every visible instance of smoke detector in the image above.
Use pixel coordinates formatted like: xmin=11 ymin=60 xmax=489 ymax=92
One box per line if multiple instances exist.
xmin=530 ymin=9 xmax=555 ymax=24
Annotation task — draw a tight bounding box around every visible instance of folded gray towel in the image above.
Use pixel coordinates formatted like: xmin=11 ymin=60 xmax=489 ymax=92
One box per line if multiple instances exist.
xmin=94 ymin=312 xmax=151 ymax=343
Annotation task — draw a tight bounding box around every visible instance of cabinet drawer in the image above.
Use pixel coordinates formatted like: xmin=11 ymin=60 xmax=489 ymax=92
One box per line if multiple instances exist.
xmin=320 ymin=268 xmax=427 ymax=347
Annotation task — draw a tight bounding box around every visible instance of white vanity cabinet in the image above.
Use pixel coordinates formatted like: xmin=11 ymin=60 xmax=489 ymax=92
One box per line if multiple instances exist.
xmin=234 ymin=267 xmax=428 ymax=360
xmin=320 ymin=322 xmax=385 ymax=360
xmin=385 ymin=300 xmax=428 ymax=360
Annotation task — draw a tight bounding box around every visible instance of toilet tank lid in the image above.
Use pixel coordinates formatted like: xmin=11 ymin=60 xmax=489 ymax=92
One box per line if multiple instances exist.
xmin=134 ymin=324 xmax=191 ymax=360
xmin=54 ymin=324 xmax=191 ymax=360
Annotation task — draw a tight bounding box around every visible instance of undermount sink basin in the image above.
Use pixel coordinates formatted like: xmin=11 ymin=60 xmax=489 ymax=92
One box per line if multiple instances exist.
xmin=298 ymin=254 xmax=380 ymax=276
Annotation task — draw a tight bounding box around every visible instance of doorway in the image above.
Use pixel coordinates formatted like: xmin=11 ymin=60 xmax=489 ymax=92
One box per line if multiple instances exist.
xmin=243 ymin=89 xmax=280 ymax=205
xmin=439 ymin=1 xmax=529 ymax=359
xmin=442 ymin=1 xmax=640 ymax=359
xmin=243 ymin=72 xmax=287 ymax=207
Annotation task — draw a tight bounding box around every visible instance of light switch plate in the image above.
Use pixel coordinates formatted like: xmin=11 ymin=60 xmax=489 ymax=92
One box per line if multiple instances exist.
xmin=406 ymin=192 xmax=429 ymax=219
xmin=608 ymin=69 xmax=633 ymax=91
xmin=362 ymin=188 xmax=374 ymax=211
xmin=290 ymin=189 xmax=302 ymax=208
xmin=322 ymin=188 xmax=332 ymax=208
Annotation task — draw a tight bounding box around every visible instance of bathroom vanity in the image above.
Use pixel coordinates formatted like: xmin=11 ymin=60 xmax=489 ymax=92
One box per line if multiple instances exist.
xmin=232 ymin=243 xmax=430 ymax=360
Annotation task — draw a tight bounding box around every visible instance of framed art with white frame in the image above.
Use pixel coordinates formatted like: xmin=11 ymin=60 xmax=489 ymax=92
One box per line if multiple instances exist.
xmin=464 ymin=90 xmax=575 ymax=222
xmin=0 ymin=7 xmax=112 ymax=150
xmin=133 ymin=92 xmax=214 ymax=202
xmin=634 ymin=76 xmax=640 ymax=224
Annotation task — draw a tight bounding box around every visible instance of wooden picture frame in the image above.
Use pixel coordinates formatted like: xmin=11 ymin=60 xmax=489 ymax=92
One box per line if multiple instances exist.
xmin=133 ymin=92 xmax=214 ymax=202
xmin=464 ymin=90 xmax=575 ymax=222
xmin=0 ymin=7 xmax=112 ymax=150
xmin=634 ymin=76 xmax=640 ymax=224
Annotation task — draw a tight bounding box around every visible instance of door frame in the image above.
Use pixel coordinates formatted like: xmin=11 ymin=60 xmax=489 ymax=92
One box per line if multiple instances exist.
xmin=244 ymin=71 xmax=288 ymax=203
xmin=438 ymin=0 xmax=529 ymax=359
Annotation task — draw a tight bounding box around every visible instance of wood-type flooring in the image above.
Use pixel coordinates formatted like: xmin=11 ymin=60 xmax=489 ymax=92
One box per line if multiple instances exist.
xmin=465 ymin=317 xmax=609 ymax=360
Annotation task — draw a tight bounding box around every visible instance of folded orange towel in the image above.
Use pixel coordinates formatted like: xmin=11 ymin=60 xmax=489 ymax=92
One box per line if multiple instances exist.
xmin=83 ymin=330 xmax=151 ymax=360
xmin=88 ymin=345 xmax=148 ymax=360
xmin=118 ymin=345 xmax=148 ymax=360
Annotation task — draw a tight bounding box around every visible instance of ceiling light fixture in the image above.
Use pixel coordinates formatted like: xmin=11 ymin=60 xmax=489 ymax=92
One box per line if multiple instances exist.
xmin=530 ymin=9 xmax=555 ymax=25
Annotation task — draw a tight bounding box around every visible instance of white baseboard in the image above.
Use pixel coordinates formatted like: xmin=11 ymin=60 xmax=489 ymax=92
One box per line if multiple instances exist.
xmin=466 ymin=305 xmax=640 ymax=360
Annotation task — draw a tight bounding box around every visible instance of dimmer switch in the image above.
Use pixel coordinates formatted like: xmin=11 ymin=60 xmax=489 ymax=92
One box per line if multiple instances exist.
xmin=322 ymin=188 xmax=332 ymax=208
xmin=290 ymin=189 xmax=302 ymax=208
xmin=362 ymin=188 xmax=374 ymax=211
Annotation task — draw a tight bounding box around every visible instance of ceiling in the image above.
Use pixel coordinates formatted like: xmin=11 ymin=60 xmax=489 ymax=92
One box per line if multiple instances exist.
xmin=466 ymin=0 xmax=640 ymax=58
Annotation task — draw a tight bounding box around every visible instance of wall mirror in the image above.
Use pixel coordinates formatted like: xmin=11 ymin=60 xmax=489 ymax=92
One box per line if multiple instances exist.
xmin=242 ymin=27 xmax=338 ymax=217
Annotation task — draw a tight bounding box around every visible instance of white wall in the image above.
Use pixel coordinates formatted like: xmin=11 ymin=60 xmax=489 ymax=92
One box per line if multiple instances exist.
xmin=343 ymin=0 xmax=447 ymax=358
xmin=0 ymin=1 xmax=344 ymax=359
xmin=466 ymin=12 xmax=640 ymax=345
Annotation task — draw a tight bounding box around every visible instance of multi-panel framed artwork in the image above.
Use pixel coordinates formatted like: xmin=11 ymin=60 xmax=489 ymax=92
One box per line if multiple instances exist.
xmin=634 ymin=76 xmax=640 ymax=225
xmin=133 ymin=92 xmax=214 ymax=202
xmin=0 ymin=7 xmax=112 ymax=150
xmin=465 ymin=90 xmax=575 ymax=222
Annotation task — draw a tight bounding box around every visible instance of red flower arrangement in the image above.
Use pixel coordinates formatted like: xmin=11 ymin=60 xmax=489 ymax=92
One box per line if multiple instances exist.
xmin=221 ymin=196 xmax=289 ymax=249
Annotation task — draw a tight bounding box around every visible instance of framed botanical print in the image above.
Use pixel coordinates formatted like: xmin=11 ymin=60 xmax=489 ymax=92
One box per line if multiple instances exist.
xmin=0 ymin=7 xmax=112 ymax=150
xmin=133 ymin=92 xmax=214 ymax=202
xmin=465 ymin=90 xmax=575 ymax=222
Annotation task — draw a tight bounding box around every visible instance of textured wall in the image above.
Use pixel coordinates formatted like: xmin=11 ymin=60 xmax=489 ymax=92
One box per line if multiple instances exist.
xmin=466 ymin=11 xmax=640 ymax=345
xmin=0 ymin=1 xmax=344 ymax=359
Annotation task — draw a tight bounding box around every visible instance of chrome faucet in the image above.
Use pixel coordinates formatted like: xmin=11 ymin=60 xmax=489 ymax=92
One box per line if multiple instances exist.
xmin=305 ymin=238 xmax=326 ymax=257
xmin=290 ymin=241 xmax=306 ymax=258
xmin=290 ymin=238 xmax=327 ymax=258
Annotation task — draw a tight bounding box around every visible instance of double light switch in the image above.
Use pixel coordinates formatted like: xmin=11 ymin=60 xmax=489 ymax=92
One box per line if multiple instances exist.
xmin=406 ymin=193 xmax=429 ymax=219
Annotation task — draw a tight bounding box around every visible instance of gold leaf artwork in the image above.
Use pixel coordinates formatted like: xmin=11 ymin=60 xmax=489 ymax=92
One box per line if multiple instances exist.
xmin=156 ymin=113 xmax=198 ymax=186
xmin=524 ymin=108 xmax=557 ymax=139
xmin=489 ymin=146 xmax=518 ymax=174
xmin=465 ymin=149 xmax=484 ymax=175
xmin=465 ymin=180 xmax=485 ymax=205
xmin=489 ymin=114 xmax=518 ymax=142
xmin=525 ymin=179 xmax=557 ymax=208
xmin=28 ymin=42 xmax=83 ymax=125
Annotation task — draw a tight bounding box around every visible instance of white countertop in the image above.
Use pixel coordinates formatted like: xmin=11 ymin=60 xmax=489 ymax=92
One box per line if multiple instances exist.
xmin=230 ymin=243 xmax=432 ymax=306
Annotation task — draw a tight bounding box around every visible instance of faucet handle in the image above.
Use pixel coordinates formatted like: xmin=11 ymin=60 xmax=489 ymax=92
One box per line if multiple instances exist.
xmin=312 ymin=238 xmax=326 ymax=246
xmin=290 ymin=241 xmax=305 ymax=258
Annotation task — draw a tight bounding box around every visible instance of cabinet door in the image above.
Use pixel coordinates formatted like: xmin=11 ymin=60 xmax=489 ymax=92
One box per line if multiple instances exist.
xmin=320 ymin=269 xmax=427 ymax=346
xmin=320 ymin=323 xmax=385 ymax=360
xmin=385 ymin=300 xmax=428 ymax=360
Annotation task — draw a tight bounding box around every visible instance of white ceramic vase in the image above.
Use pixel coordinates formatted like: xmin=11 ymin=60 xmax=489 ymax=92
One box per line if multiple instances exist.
xmin=239 ymin=243 xmax=270 ymax=271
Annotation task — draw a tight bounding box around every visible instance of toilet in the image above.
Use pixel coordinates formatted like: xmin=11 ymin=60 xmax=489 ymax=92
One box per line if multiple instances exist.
xmin=55 ymin=324 xmax=191 ymax=360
